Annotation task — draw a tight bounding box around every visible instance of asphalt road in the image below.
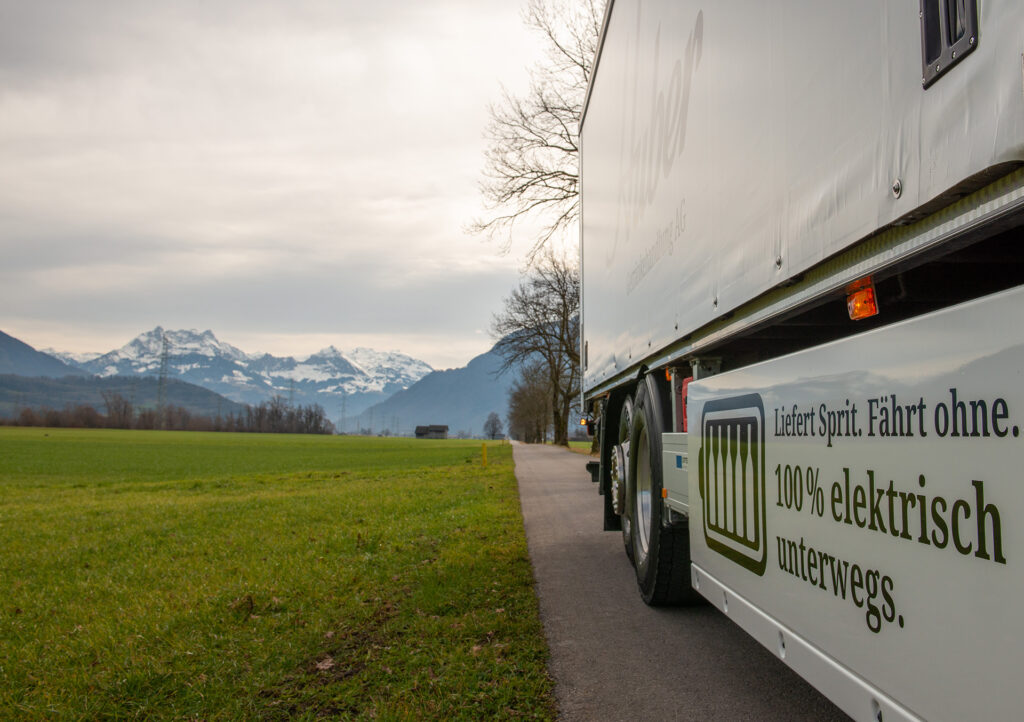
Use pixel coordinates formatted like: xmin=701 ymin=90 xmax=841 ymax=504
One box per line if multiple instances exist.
xmin=513 ymin=443 xmax=850 ymax=722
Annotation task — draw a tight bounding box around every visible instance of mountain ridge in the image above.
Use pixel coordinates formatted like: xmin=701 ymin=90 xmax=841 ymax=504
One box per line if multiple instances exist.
xmin=353 ymin=346 xmax=514 ymax=438
xmin=49 ymin=327 xmax=434 ymax=422
xmin=6 ymin=327 xmax=513 ymax=435
xmin=0 ymin=330 xmax=85 ymax=377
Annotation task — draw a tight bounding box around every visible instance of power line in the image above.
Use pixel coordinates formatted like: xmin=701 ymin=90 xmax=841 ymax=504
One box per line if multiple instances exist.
xmin=157 ymin=332 xmax=170 ymax=429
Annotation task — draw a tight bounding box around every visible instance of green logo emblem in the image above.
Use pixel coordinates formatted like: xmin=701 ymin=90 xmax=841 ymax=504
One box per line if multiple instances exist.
xmin=698 ymin=394 xmax=767 ymax=575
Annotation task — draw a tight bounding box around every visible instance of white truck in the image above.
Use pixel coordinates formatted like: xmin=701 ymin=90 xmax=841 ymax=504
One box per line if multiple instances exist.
xmin=580 ymin=1 xmax=1024 ymax=720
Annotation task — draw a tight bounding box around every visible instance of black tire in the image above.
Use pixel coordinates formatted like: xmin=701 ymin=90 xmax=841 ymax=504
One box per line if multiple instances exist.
xmin=598 ymin=399 xmax=622 ymax=532
xmin=627 ymin=373 xmax=700 ymax=606
xmin=616 ymin=395 xmax=635 ymax=561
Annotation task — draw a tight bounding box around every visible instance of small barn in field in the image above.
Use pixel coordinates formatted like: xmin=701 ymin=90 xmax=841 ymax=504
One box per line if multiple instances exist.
xmin=415 ymin=425 xmax=449 ymax=439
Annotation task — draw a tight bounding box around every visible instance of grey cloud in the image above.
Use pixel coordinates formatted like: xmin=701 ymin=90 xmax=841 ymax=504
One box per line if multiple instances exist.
xmin=0 ymin=0 xmax=534 ymax=365
xmin=5 ymin=251 xmax=517 ymax=337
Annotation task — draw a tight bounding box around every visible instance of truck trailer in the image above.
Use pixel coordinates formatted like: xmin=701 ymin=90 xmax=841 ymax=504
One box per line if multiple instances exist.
xmin=580 ymin=1 xmax=1024 ymax=720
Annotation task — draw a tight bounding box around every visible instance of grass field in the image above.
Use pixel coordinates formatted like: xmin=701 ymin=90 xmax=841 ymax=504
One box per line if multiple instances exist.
xmin=566 ymin=441 xmax=595 ymax=454
xmin=0 ymin=428 xmax=555 ymax=720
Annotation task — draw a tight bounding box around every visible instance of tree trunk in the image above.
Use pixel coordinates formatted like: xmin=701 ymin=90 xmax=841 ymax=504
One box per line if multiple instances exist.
xmin=551 ymin=399 xmax=567 ymax=446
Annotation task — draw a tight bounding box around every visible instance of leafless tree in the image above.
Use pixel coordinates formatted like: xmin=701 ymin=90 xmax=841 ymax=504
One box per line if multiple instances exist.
xmin=506 ymin=360 xmax=553 ymax=443
xmin=101 ymin=391 xmax=134 ymax=429
xmin=483 ymin=411 xmax=505 ymax=440
xmin=492 ymin=249 xmax=580 ymax=445
xmin=471 ymin=0 xmax=605 ymax=262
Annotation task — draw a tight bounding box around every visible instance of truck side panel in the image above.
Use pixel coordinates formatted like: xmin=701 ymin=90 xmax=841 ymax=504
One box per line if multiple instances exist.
xmin=581 ymin=0 xmax=1024 ymax=394
xmin=687 ymin=285 xmax=1024 ymax=722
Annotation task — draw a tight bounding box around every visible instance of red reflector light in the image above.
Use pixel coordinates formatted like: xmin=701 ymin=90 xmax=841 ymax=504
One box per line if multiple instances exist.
xmin=847 ymin=285 xmax=879 ymax=320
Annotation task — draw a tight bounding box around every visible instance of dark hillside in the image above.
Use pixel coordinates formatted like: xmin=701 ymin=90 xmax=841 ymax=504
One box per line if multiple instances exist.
xmin=355 ymin=347 xmax=514 ymax=437
xmin=0 ymin=374 xmax=247 ymax=419
xmin=0 ymin=331 xmax=84 ymax=377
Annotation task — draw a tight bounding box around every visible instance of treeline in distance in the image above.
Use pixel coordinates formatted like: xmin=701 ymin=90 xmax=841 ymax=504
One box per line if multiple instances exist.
xmin=2 ymin=393 xmax=335 ymax=435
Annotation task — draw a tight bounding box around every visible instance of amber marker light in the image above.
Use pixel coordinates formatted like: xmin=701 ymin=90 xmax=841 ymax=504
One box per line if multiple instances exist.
xmin=846 ymin=278 xmax=879 ymax=321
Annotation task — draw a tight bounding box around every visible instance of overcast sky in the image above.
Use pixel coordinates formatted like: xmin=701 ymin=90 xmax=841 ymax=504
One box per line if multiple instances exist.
xmin=0 ymin=0 xmax=549 ymax=369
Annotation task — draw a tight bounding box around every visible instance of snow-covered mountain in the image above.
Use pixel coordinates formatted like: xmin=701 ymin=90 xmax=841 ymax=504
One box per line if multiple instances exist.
xmin=43 ymin=349 xmax=103 ymax=365
xmin=53 ymin=327 xmax=433 ymax=421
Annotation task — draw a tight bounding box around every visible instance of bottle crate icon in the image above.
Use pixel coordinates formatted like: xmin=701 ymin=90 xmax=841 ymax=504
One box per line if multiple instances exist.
xmin=697 ymin=394 xmax=767 ymax=575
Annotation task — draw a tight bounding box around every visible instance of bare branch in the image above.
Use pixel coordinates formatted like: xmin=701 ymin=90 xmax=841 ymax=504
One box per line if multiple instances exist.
xmin=471 ymin=0 xmax=605 ymax=261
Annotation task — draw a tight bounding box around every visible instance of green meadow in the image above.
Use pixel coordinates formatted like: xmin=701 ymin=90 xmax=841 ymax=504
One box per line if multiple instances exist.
xmin=0 ymin=428 xmax=555 ymax=720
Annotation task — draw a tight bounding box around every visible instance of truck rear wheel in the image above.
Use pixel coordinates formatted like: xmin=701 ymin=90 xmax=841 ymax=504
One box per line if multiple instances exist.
xmin=599 ymin=396 xmax=622 ymax=532
xmin=614 ymin=395 xmax=635 ymax=561
xmin=628 ymin=373 xmax=699 ymax=606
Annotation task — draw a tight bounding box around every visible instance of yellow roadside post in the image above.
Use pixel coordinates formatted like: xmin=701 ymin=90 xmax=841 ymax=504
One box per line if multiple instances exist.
xmin=482 ymin=443 xmax=488 ymax=467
